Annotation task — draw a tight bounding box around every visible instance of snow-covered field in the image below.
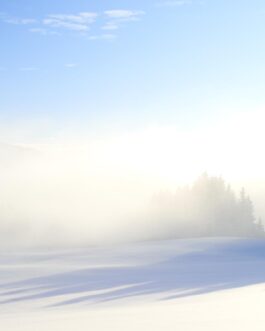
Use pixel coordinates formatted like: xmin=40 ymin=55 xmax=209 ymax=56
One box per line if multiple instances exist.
xmin=1 ymin=238 xmax=265 ymax=330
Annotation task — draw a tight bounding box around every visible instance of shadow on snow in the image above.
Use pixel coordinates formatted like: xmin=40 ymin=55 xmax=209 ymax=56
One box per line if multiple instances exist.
xmin=1 ymin=239 xmax=265 ymax=307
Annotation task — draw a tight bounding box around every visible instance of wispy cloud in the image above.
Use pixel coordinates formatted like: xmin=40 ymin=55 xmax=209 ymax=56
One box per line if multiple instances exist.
xmin=156 ymin=0 xmax=205 ymax=7
xmin=29 ymin=28 xmax=47 ymax=35
xmin=1 ymin=9 xmax=144 ymax=40
xmin=5 ymin=17 xmax=37 ymax=24
xmin=104 ymin=10 xmax=145 ymax=20
xmin=0 ymin=13 xmax=37 ymax=25
xmin=43 ymin=12 xmax=97 ymax=32
xmin=65 ymin=63 xmax=78 ymax=68
xmin=156 ymin=0 xmax=193 ymax=7
xmin=101 ymin=23 xmax=119 ymax=31
xmin=89 ymin=34 xmax=116 ymax=41
xmin=29 ymin=28 xmax=61 ymax=36
xmin=102 ymin=9 xmax=144 ymax=33
xmin=19 ymin=67 xmax=38 ymax=72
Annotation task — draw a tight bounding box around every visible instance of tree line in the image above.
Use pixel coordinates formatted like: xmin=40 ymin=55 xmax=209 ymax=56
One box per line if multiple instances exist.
xmin=150 ymin=174 xmax=264 ymax=238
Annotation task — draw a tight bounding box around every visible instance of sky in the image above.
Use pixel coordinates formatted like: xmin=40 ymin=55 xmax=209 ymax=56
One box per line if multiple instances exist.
xmin=1 ymin=0 xmax=265 ymax=174
xmin=1 ymin=0 xmax=265 ymax=136
xmin=1 ymin=0 xmax=265 ymax=245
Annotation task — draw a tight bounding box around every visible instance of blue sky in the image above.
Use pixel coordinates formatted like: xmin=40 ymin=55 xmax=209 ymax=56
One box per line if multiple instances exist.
xmin=1 ymin=0 xmax=265 ymax=141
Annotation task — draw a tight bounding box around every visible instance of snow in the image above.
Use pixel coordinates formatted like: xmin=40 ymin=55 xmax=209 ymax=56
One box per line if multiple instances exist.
xmin=1 ymin=238 xmax=265 ymax=330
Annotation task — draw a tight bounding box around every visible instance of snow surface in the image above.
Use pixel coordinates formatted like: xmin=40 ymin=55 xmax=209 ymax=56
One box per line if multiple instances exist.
xmin=1 ymin=238 xmax=265 ymax=330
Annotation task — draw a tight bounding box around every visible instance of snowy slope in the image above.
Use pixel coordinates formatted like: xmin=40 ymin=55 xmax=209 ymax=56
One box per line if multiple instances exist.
xmin=1 ymin=238 xmax=265 ymax=330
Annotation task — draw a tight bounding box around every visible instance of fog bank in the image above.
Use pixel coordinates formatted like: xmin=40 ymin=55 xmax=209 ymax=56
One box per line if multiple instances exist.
xmin=0 ymin=126 xmax=264 ymax=248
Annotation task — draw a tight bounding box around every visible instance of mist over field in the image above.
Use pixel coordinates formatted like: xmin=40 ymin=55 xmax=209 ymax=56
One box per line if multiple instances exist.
xmin=0 ymin=123 xmax=264 ymax=248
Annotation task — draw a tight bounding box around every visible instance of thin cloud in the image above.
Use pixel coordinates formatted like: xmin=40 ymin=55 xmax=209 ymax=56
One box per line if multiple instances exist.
xmin=65 ymin=63 xmax=78 ymax=68
xmin=29 ymin=28 xmax=61 ymax=36
xmin=104 ymin=10 xmax=145 ymax=20
xmin=89 ymin=34 xmax=116 ymax=41
xmin=19 ymin=67 xmax=39 ymax=72
xmin=101 ymin=23 xmax=119 ymax=31
xmin=29 ymin=28 xmax=48 ymax=35
xmin=156 ymin=0 xmax=193 ymax=7
xmin=43 ymin=12 xmax=98 ymax=32
xmin=102 ymin=9 xmax=144 ymax=33
xmin=6 ymin=18 xmax=37 ymax=24
xmin=2 ymin=9 xmax=144 ymax=40
xmin=1 ymin=13 xmax=37 ymax=25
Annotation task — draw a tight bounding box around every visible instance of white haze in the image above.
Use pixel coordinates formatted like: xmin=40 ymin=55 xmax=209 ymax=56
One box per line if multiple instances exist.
xmin=0 ymin=110 xmax=265 ymax=248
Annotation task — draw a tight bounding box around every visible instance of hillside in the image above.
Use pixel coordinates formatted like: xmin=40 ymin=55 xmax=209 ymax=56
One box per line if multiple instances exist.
xmin=1 ymin=238 xmax=265 ymax=330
